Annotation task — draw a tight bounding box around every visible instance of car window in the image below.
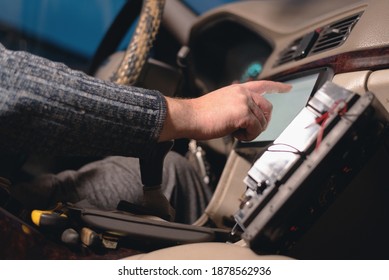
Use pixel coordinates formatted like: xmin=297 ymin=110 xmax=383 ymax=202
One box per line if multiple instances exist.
xmin=0 ymin=0 xmax=240 ymax=71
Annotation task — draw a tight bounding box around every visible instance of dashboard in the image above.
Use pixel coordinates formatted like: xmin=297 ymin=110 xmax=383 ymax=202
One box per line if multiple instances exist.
xmin=188 ymin=0 xmax=389 ymax=93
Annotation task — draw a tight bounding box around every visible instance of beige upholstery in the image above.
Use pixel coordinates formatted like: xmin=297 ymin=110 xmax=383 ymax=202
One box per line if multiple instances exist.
xmin=367 ymin=69 xmax=389 ymax=120
xmin=332 ymin=71 xmax=371 ymax=95
xmin=122 ymin=242 xmax=293 ymax=260
xmin=194 ymin=150 xmax=251 ymax=228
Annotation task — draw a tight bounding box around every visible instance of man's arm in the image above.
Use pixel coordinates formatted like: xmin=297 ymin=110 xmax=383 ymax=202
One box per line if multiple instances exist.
xmin=0 ymin=43 xmax=290 ymax=157
xmin=0 ymin=43 xmax=166 ymax=157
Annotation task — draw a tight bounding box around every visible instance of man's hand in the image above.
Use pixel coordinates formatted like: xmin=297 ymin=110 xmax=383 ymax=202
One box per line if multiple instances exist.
xmin=159 ymin=80 xmax=292 ymax=142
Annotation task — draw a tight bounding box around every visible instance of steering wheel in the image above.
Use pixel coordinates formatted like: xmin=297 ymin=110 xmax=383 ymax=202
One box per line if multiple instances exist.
xmin=90 ymin=0 xmax=165 ymax=86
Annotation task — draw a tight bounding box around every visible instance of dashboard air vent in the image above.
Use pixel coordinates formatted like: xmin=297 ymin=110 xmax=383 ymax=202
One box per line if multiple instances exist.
xmin=310 ymin=13 xmax=361 ymax=54
xmin=274 ymin=31 xmax=317 ymax=67
xmin=275 ymin=37 xmax=304 ymax=66
xmin=274 ymin=13 xmax=362 ymax=68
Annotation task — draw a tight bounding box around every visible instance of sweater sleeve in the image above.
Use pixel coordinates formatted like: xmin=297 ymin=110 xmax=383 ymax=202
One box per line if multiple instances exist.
xmin=0 ymin=43 xmax=167 ymax=158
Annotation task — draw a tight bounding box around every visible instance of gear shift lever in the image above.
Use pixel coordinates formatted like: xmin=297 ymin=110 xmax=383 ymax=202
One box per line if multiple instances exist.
xmin=139 ymin=140 xmax=175 ymax=221
xmin=117 ymin=141 xmax=175 ymax=221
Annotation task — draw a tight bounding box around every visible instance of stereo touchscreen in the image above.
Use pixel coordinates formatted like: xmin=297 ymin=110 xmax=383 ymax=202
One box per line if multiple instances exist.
xmin=247 ymin=69 xmax=331 ymax=144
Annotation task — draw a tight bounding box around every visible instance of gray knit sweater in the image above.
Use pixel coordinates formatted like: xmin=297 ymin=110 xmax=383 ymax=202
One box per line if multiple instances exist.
xmin=0 ymin=43 xmax=167 ymax=157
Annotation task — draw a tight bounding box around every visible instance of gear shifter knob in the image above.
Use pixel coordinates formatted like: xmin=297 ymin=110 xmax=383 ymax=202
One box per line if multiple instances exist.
xmin=140 ymin=141 xmax=174 ymax=187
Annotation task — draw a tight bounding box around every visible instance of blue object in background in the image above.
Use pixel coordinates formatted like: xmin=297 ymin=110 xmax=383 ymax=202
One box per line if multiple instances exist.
xmin=240 ymin=62 xmax=263 ymax=83
xmin=0 ymin=0 xmax=240 ymax=59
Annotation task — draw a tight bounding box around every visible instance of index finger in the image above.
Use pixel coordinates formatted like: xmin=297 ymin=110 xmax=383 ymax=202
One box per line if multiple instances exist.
xmin=243 ymin=80 xmax=292 ymax=94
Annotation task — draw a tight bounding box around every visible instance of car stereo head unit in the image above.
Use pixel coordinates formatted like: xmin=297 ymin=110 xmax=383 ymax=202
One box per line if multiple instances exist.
xmin=234 ymin=81 xmax=383 ymax=254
